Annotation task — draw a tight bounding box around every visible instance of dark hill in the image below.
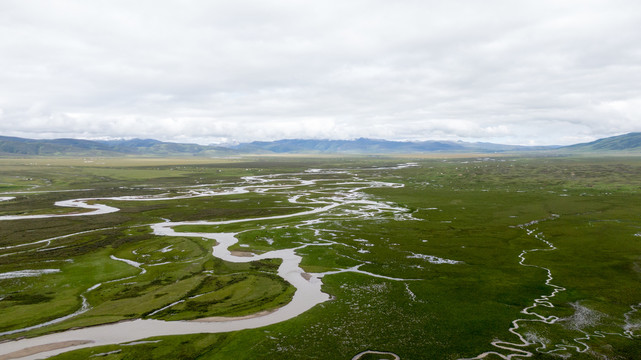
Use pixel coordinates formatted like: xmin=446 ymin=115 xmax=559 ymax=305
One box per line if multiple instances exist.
xmin=0 ymin=136 xmax=234 ymax=156
xmin=563 ymin=133 xmax=641 ymax=152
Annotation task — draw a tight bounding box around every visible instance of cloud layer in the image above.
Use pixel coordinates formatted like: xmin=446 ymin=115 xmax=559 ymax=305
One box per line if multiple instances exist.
xmin=1 ymin=0 xmax=640 ymax=145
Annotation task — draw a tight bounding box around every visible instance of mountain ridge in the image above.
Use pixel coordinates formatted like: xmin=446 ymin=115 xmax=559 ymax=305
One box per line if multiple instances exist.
xmin=0 ymin=136 xmax=234 ymax=156
xmin=0 ymin=133 xmax=640 ymax=156
xmin=564 ymin=132 xmax=641 ymax=152
xmin=230 ymin=137 xmax=558 ymax=154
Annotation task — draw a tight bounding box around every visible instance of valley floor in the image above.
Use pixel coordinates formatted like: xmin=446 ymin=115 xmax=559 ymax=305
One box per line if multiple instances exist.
xmin=0 ymin=156 xmax=640 ymax=359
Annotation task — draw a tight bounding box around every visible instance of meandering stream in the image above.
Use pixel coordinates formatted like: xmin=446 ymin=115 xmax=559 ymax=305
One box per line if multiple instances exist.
xmin=460 ymin=214 xmax=640 ymax=359
xmin=0 ymin=165 xmax=418 ymax=359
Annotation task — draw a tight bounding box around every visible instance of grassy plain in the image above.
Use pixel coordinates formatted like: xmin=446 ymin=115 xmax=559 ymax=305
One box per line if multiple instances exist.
xmin=1 ymin=155 xmax=640 ymax=359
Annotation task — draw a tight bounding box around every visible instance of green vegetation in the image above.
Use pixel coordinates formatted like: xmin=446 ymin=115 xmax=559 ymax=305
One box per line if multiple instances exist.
xmin=1 ymin=156 xmax=641 ymax=359
xmin=565 ymin=132 xmax=641 ymax=152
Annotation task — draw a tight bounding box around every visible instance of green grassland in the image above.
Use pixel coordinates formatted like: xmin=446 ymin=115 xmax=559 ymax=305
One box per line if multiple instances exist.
xmin=0 ymin=156 xmax=640 ymax=359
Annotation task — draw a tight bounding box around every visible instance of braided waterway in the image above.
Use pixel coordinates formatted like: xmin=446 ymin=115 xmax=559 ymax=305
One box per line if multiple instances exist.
xmin=0 ymin=165 xmax=419 ymax=359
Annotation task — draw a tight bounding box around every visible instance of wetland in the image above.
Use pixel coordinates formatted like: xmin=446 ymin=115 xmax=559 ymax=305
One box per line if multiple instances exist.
xmin=0 ymin=156 xmax=640 ymax=359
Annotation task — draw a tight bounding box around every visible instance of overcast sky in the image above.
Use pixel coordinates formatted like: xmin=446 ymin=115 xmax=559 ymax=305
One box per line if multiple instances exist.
xmin=1 ymin=0 xmax=640 ymax=145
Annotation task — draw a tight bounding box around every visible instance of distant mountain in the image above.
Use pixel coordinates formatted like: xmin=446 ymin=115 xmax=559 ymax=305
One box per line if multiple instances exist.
xmin=98 ymin=139 xmax=235 ymax=156
xmin=232 ymin=138 xmax=557 ymax=154
xmin=1 ymin=133 xmax=640 ymax=156
xmin=0 ymin=136 xmax=114 ymax=155
xmin=563 ymin=132 xmax=641 ymax=152
xmin=0 ymin=136 xmax=234 ymax=156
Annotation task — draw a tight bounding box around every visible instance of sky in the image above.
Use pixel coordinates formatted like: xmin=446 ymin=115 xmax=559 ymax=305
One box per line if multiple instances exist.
xmin=1 ymin=0 xmax=640 ymax=146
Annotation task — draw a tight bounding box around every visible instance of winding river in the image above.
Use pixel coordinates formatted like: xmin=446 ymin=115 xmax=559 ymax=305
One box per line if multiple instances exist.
xmin=0 ymin=165 xmax=417 ymax=359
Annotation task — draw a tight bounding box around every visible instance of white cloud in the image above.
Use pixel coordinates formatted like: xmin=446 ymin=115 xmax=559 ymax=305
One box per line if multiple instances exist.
xmin=1 ymin=0 xmax=640 ymax=145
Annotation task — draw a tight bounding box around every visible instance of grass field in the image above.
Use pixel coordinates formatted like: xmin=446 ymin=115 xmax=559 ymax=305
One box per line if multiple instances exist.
xmin=1 ymin=155 xmax=640 ymax=359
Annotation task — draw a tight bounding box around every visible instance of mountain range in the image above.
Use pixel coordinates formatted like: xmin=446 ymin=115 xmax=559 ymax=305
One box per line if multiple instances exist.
xmin=0 ymin=136 xmax=234 ymax=157
xmin=0 ymin=133 xmax=640 ymax=156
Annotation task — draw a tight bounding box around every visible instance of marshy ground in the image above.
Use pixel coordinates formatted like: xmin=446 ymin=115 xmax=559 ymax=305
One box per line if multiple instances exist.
xmin=1 ymin=155 xmax=640 ymax=359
